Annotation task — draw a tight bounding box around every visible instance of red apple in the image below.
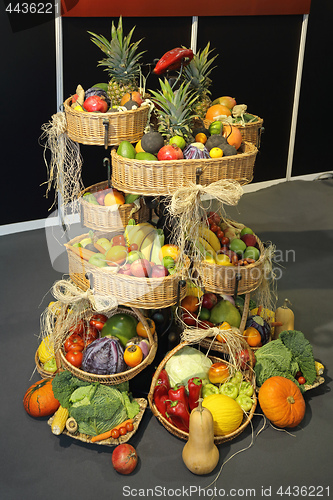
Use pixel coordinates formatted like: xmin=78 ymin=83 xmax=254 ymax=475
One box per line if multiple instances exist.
xmin=241 ymin=233 xmax=257 ymax=247
xmin=118 ymin=263 xmax=132 ymax=275
xmin=157 ymin=144 xmax=183 ymax=161
xmin=95 ymin=191 xmax=106 ymax=205
xmin=202 ymin=292 xmax=218 ymax=310
xmin=83 ymin=95 xmax=108 ymax=113
xmin=150 ymin=265 xmax=169 ymax=278
xmin=130 ymin=259 xmax=151 ymax=278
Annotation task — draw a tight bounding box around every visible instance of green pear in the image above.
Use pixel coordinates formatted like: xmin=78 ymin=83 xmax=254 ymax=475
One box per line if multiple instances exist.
xmin=210 ymin=299 xmax=241 ymax=328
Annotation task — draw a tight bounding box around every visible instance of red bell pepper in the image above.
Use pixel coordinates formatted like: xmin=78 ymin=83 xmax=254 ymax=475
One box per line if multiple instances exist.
xmin=187 ymin=377 xmax=202 ymax=411
xmin=153 ymin=47 xmax=194 ymax=75
xmin=168 ymin=384 xmax=188 ymax=409
xmin=153 ymin=383 xmax=169 ymax=418
xmin=156 ymin=369 xmax=170 ymax=391
xmin=165 ymin=400 xmax=190 ymax=432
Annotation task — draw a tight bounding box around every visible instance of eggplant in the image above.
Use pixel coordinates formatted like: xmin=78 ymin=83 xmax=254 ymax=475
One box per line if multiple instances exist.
xmin=81 ymin=336 xmax=126 ymax=375
xmin=246 ymin=315 xmax=270 ymax=345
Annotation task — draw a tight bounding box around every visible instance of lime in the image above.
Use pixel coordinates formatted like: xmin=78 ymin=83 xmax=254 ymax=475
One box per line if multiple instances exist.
xmin=240 ymin=227 xmax=254 ymax=236
xmin=229 ymin=239 xmax=247 ymax=256
xmin=244 ymin=246 xmax=260 ymax=261
xmin=199 ymin=307 xmax=211 ymax=321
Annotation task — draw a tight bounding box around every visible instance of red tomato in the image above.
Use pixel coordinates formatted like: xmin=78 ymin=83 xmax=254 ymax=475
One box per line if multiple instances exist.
xmin=65 ymin=350 xmax=83 ymax=368
xmin=89 ymin=314 xmax=107 ymax=331
xmin=126 ymin=421 xmax=134 ymax=432
xmin=298 ymin=376 xmax=306 ymax=385
xmin=220 ymin=237 xmax=230 ymax=246
xmin=235 ymin=349 xmax=256 ymax=370
xmin=217 ymin=230 xmax=224 ymax=239
xmin=208 ymin=212 xmax=221 ymax=225
xmin=208 ymin=362 xmax=230 ymax=384
xmin=68 ymin=319 xmax=86 ymax=336
xmin=210 ymin=223 xmax=219 ymax=233
xmin=83 ymin=325 xmax=99 ymax=346
xmin=129 ymin=243 xmax=138 ymax=252
xmin=64 ymin=333 xmax=85 ymax=353
xmin=119 ymin=426 xmax=127 ymax=436
xmin=111 ymin=428 xmax=120 ymax=439
xmin=112 ymin=234 xmax=127 ymax=247
xmin=112 ymin=444 xmax=138 ymax=475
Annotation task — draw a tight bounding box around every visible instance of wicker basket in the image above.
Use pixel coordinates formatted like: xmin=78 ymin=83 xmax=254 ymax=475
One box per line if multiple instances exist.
xmin=65 ymin=234 xmax=189 ymax=309
xmin=80 ymin=181 xmax=149 ymax=232
xmin=35 ymin=350 xmax=58 ymax=379
xmin=148 ymin=341 xmax=257 ymax=444
xmin=57 ymin=308 xmax=158 ymax=385
xmin=111 ymin=142 xmax=258 ymax=196
xmin=64 ymin=97 xmax=150 ymax=146
xmin=204 ymin=116 xmax=264 ymax=148
xmin=195 ymin=234 xmax=265 ymax=296
xmin=48 ymin=397 xmax=147 ymax=447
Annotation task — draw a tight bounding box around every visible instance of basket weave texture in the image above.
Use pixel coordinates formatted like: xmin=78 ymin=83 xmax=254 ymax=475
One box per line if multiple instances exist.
xmin=148 ymin=341 xmax=257 ymax=444
xmin=57 ymin=308 xmax=158 ymax=385
xmin=65 ymin=234 xmax=189 ymax=309
xmin=35 ymin=350 xmax=57 ymax=379
xmin=64 ymin=97 xmax=149 ymax=146
xmin=204 ymin=116 xmax=264 ymax=147
xmin=196 ymin=234 xmax=265 ymax=296
xmin=80 ymin=181 xmax=149 ymax=232
xmin=111 ymin=142 xmax=258 ymax=196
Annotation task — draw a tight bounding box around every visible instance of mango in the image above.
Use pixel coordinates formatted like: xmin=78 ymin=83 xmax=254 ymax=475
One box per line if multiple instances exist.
xmin=210 ymin=300 xmax=241 ymax=328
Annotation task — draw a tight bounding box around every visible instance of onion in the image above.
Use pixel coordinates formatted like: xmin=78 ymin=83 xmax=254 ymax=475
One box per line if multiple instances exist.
xmin=138 ymin=339 xmax=150 ymax=359
xmin=221 ymin=295 xmax=235 ymax=306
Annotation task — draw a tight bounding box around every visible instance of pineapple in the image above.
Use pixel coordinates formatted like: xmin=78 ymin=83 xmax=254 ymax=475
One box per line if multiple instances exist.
xmin=149 ymin=79 xmax=199 ymax=142
xmin=88 ymin=17 xmax=145 ymax=106
xmin=182 ymin=43 xmax=218 ymax=119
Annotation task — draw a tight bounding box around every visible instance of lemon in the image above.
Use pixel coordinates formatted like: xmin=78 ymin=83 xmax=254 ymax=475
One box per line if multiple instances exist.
xmin=210 ymin=147 xmax=223 ymax=158
xmin=37 ymin=336 xmax=55 ymax=364
xmin=215 ymin=253 xmax=233 ymax=266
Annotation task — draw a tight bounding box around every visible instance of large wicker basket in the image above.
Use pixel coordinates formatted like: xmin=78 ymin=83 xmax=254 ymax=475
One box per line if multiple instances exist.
xmin=65 ymin=234 xmax=189 ymax=309
xmin=64 ymin=97 xmax=150 ymax=146
xmin=111 ymin=142 xmax=258 ymax=196
xmin=204 ymin=116 xmax=264 ymax=148
xmin=57 ymin=307 xmax=158 ymax=385
xmin=195 ymin=234 xmax=265 ymax=296
xmin=79 ymin=181 xmax=149 ymax=232
xmin=148 ymin=341 xmax=257 ymax=444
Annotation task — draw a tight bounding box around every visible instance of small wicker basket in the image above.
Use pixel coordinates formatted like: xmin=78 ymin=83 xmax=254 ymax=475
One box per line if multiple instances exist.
xmin=204 ymin=116 xmax=264 ymax=148
xmin=195 ymin=235 xmax=265 ymax=296
xmin=65 ymin=234 xmax=189 ymax=309
xmin=111 ymin=142 xmax=258 ymax=196
xmin=35 ymin=351 xmax=58 ymax=379
xmin=57 ymin=308 xmax=158 ymax=385
xmin=148 ymin=341 xmax=257 ymax=444
xmin=64 ymin=97 xmax=150 ymax=146
xmin=79 ymin=181 xmax=149 ymax=232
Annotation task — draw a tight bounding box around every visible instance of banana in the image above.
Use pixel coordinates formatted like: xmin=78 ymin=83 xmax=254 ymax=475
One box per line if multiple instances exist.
xmin=131 ymin=224 xmax=156 ymax=250
xmin=198 ymin=224 xmax=221 ymax=253
xmin=124 ymin=222 xmax=154 ymax=245
xmin=140 ymin=229 xmax=157 ymax=260
xmin=150 ymin=229 xmax=165 ymax=264
xmin=198 ymin=236 xmax=217 ymax=259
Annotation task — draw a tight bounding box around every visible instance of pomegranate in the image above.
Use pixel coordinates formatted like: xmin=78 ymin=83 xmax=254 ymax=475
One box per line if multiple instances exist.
xmin=83 ymin=95 xmax=108 ymax=113
xmin=157 ymin=144 xmax=183 ymax=161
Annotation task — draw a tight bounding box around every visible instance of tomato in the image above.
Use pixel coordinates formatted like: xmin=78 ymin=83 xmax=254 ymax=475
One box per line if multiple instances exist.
xmin=243 ymin=327 xmax=262 ymax=347
xmin=124 ymin=344 xmax=143 ymax=367
xmin=208 ymin=212 xmax=221 ymax=225
xmin=136 ymin=318 xmax=155 ymax=338
xmin=68 ymin=319 xmax=86 ymax=336
xmin=181 ymin=295 xmax=200 ymax=314
xmin=119 ymin=426 xmax=127 ymax=436
xmin=208 ymin=362 xmax=230 ymax=384
xmin=220 ymin=236 xmax=230 ymax=246
xmin=89 ymin=314 xmax=108 ymax=331
xmin=83 ymin=325 xmax=99 ymax=346
xmin=210 ymin=223 xmax=219 ymax=233
xmin=126 ymin=421 xmax=134 ymax=432
xmin=235 ymin=349 xmax=256 ymax=370
xmin=64 ymin=333 xmax=85 ymax=353
xmin=129 ymin=243 xmax=138 ymax=252
xmin=216 ymin=230 xmax=224 ymax=240
xmin=112 ymin=234 xmax=127 ymax=247
xmin=111 ymin=428 xmax=120 ymax=439
xmin=298 ymin=376 xmax=306 ymax=385
xmin=65 ymin=350 xmax=83 ymax=368
xmin=182 ymin=312 xmax=198 ymax=326
xmin=112 ymin=444 xmax=138 ymax=475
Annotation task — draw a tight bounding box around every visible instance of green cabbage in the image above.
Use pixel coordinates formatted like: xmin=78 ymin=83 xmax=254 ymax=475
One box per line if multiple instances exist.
xmin=165 ymin=346 xmax=212 ymax=387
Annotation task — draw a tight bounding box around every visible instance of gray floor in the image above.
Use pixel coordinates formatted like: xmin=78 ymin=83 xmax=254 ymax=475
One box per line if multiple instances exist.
xmin=1 ymin=179 xmax=332 ymax=500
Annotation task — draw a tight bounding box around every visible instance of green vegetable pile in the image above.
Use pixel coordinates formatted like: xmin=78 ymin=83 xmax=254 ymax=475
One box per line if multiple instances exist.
xmin=254 ymin=330 xmax=317 ymax=391
xmin=52 ymin=371 xmax=140 ymax=436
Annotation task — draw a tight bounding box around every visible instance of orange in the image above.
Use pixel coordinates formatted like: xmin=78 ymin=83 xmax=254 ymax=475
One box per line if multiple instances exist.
xmin=159 ymin=244 xmax=180 ymax=262
xmin=195 ymin=132 xmax=208 ymax=144
xmin=104 ymin=189 xmax=125 ymax=206
xmin=223 ymin=124 xmax=243 ymax=150
xmin=216 ymin=321 xmax=232 ymax=343
xmin=181 ymin=295 xmax=200 ymax=314
xmin=205 ymin=104 xmax=232 ymax=122
xmin=243 ymin=327 xmax=262 ymax=347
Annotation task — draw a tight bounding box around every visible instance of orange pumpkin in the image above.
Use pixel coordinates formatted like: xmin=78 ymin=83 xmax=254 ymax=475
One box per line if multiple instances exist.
xmin=258 ymin=376 xmax=306 ymax=428
xmin=23 ymin=378 xmax=60 ymax=417
xmin=222 ymin=124 xmax=243 ymax=150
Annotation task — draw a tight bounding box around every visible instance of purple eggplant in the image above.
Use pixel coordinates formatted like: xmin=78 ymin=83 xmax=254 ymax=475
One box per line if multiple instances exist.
xmin=82 ymin=336 xmax=126 ymax=375
xmin=246 ymin=315 xmax=271 ymax=345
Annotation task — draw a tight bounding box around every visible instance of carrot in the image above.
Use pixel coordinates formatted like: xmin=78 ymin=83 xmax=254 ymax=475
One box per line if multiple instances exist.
xmin=90 ymin=419 xmax=133 ymax=443
xmin=270 ymin=321 xmax=283 ymax=327
xmin=94 ymin=242 xmax=106 ymax=253
xmin=68 ymin=245 xmax=96 ymax=262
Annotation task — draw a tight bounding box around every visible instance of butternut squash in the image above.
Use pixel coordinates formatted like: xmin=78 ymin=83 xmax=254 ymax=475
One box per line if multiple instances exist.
xmin=182 ymin=400 xmax=219 ymax=475
xmin=273 ymin=299 xmax=294 ymax=339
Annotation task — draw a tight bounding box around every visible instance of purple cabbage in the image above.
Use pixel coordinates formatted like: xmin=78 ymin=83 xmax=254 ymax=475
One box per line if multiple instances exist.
xmin=82 ymin=336 xmax=126 ymax=375
xmin=183 ymin=144 xmax=210 ymax=159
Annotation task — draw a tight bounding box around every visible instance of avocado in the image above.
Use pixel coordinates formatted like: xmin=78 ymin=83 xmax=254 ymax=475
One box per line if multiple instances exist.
xmin=135 ymin=152 xmax=157 ymax=161
xmin=117 ymin=141 xmax=136 ymax=159
xmin=210 ymin=299 xmax=242 ymax=328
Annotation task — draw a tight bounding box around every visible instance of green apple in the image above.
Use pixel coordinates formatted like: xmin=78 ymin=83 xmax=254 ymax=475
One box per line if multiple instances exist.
xmin=43 ymin=357 xmax=57 ymax=373
xmin=96 ymin=237 xmax=110 ymax=247
xmin=80 ymin=237 xmax=93 ymax=248
xmin=229 ymin=238 xmax=247 ymax=255
xmin=127 ymin=250 xmax=145 ymax=264
xmin=72 ymin=242 xmax=82 ymax=248
xmin=240 ymin=226 xmax=254 ymax=237
xmin=169 ymin=135 xmax=186 ymax=149
xmin=88 ymin=253 xmax=108 ymax=267
xmin=244 ymin=246 xmax=260 ymax=261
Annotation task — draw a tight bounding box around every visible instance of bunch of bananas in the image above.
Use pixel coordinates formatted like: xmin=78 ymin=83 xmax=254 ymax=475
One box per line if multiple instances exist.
xmin=125 ymin=222 xmax=165 ymax=264
xmin=191 ymin=225 xmax=222 ymax=263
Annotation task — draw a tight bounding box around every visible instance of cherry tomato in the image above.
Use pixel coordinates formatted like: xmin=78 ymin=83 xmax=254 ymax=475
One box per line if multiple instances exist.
xmin=64 ymin=333 xmax=85 ymax=353
xmin=136 ymin=318 xmax=156 ymax=338
xmin=210 ymin=223 xmax=219 ymax=233
xmin=119 ymin=426 xmax=127 ymax=436
xmin=216 ymin=230 xmax=224 ymax=239
xmin=208 ymin=212 xmax=221 ymax=225
xmin=83 ymin=325 xmax=99 ymax=347
xmin=124 ymin=344 xmax=143 ymax=367
xmin=208 ymin=362 xmax=230 ymax=384
xmin=89 ymin=314 xmax=108 ymax=331
xmin=111 ymin=428 xmax=120 ymax=439
xmin=112 ymin=234 xmax=127 ymax=247
xmin=126 ymin=421 xmax=134 ymax=432
xmin=129 ymin=243 xmax=138 ymax=252
xmin=298 ymin=376 xmax=306 ymax=385
xmin=68 ymin=319 xmax=86 ymax=336
xmin=112 ymin=444 xmax=138 ymax=475
xmin=220 ymin=236 xmax=230 ymax=246
xmin=65 ymin=350 xmax=83 ymax=368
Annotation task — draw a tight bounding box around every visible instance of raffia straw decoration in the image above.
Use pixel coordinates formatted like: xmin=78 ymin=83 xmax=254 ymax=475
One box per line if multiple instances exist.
xmin=39 ymin=112 xmax=84 ymax=215
xmin=251 ymin=242 xmax=278 ymax=316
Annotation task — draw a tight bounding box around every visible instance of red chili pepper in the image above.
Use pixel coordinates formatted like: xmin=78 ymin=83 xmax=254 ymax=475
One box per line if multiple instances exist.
xmin=153 ymin=47 xmax=194 ymax=75
xmin=166 ymin=400 xmax=190 ymax=432
xmin=187 ymin=377 xmax=202 ymax=411
xmin=153 ymin=383 xmax=169 ymax=418
xmin=168 ymin=384 xmax=189 ymax=409
xmin=156 ymin=369 xmax=170 ymax=391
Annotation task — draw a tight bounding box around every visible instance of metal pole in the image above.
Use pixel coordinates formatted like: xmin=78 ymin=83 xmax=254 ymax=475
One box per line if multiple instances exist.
xmin=191 ymin=16 xmax=198 ymax=53
xmin=55 ymin=2 xmax=65 ymax=227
